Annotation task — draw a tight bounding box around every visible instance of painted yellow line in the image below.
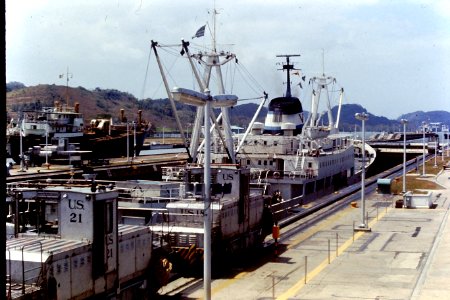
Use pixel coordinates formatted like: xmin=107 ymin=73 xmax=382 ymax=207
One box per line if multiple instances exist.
xmin=205 ymin=205 xmax=358 ymax=298
xmin=277 ymin=207 xmax=390 ymax=300
xmin=205 ymin=207 xmax=357 ymax=299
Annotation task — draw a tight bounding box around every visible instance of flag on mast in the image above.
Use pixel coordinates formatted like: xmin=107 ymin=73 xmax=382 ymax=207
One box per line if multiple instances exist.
xmin=192 ymin=25 xmax=206 ymax=39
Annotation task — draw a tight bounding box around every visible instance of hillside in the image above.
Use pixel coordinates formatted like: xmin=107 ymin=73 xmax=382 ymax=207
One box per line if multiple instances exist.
xmin=6 ymin=83 xmax=449 ymax=132
xmin=6 ymin=83 xmax=266 ymax=131
xmin=7 ymin=84 xmax=140 ymax=123
xmin=398 ymin=111 xmax=450 ymax=130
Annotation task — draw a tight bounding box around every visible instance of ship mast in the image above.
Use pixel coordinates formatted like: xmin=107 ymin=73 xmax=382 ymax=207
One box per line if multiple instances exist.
xmin=60 ymin=67 xmax=73 ymax=106
xmin=150 ymin=41 xmax=192 ymax=161
xmin=186 ymin=9 xmax=236 ymax=163
xmin=276 ymin=54 xmax=301 ymax=98
xmin=308 ymin=51 xmax=339 ymax=131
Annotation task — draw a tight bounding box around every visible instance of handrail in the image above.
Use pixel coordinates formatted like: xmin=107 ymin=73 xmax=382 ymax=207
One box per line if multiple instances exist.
xmin=20 ymin=240 xmax=43 ymax=295
xmin=6 ymin=249 xmax=12 ymax=299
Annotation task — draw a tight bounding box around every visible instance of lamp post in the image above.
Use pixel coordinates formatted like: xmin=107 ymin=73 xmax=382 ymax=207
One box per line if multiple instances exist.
xmin=446 ymin=127 xmax=450 ymax=157
xmin=126 ymin=122 xmax=130 ymax=162
xmin=171 ymin=86 xmax=237 ymax=300
xmin=133 ymin=121 xmax=137 ymax=159
xmin=162 ymin=127 xmax=165 ymax=145
xmin=203 ymin=90 xmax=212 ymax=300
xmin=355 ymin=112 xmax=370 ymax=230
xmin=19 ymin=119 xmax=26 ymax=172
xmin=433 ymin=124 xmax=437 ymax=168
xmin=171 ymin=87 xmax=212 ymax=300
xmin=400 ymin=119 xmax=408 ymax=194
xmin=422 ymin=121 xmax=427 ymax=176
xmin=442 ymin=125 xmax=445 ymax=162
xmin=44 ymin=120 xmax=49 ymax=168
xmin=446 ymin=126 xmax=450 ymax=157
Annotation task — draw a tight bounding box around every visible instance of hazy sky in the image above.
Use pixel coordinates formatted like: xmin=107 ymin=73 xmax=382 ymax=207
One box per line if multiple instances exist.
xmin=6 ymin=0 xmax=450 ymax=119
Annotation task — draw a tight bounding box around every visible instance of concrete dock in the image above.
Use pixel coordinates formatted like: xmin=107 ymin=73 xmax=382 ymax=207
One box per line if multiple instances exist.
xmin=172 ymin=168 xmax=450 ymax=299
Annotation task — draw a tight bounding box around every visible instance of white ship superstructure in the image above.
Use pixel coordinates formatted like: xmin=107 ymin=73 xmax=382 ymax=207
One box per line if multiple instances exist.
xmin=211 ymin=55 xmax=364 ymax=203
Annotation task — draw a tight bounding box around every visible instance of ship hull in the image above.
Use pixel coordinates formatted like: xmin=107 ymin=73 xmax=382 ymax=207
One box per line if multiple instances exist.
xmin=6 ymin=131 xmax=147 ymax=163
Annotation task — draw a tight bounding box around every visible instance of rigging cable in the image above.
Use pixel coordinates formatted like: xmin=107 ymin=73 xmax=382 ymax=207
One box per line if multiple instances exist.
xmin=153 ymin=46 xmax=184 ymax=97
xmin=140 ymin=48 xmax=153 ymax=100
xmin=234 ymin=64 xmax=264 ymax=96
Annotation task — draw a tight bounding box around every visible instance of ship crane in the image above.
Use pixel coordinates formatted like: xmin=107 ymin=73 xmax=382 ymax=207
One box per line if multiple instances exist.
xmin=151 ymin=38 xmax=238 ymax=164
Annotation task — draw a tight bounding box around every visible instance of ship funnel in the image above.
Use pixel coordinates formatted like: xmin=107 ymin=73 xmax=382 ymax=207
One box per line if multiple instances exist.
xmin=75 ymin=102 xmax=80 ymax=113
xmin=120 ymin=109 xmax=125 ymax=122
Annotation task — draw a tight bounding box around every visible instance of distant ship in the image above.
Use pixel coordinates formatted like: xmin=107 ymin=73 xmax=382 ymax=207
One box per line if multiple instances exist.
xmin=6 ymin=101 xmax=149 ymax=165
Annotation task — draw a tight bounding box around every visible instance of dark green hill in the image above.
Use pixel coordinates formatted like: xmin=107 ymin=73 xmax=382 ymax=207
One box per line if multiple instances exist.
xmin=398 ymin=111 xmax=450 ymax=130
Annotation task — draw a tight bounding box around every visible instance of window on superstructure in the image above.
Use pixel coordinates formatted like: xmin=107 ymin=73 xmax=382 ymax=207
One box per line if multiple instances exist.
xmin=264 ymin=141 xmax=267 ymax=146
xmin=308 ymin=162 xmax=312 ymax=168
xmin=264 ymin=160 xmax=267 ymax=166
xmin=247 ymin=160 xmax=250 ymax=165
xmin=258 ymin=160 xmax=261 ymax=165
xmin=274 ymin=141 xmax=278 ymax=146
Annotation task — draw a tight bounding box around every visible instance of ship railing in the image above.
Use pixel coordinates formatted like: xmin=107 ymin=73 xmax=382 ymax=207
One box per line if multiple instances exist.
xmin=270 ymin=195 xmax=304 ymax=223
xmin=118 ymin=196 xmax=177 ymax=205
xmin=294 ymin=149 xmax=306 ymax=168
xmin=289 ymin=169 xmax=317 ymax=179
xmin=6 ymin=249 xmax=12 ymax=299
xmin=166 ymin=212 xmax=220 ymax=225
xmin=250 ymin=168 xmax=317 ymax=180
xmin=152 ymin=213 xmax=220 ymax=230
xmin=6 ymin=240 xmax=44 ymax=295
xmin=41 ymin=106 xmax=77 ymax=113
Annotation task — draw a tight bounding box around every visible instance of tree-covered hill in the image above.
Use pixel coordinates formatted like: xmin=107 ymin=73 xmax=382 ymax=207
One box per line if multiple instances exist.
xmin=6 ymin=83 xmax=449 ymax=132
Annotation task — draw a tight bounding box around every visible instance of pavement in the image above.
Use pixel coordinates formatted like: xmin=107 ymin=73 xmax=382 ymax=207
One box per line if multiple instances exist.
xmin=172 ymin=168 xmax=450 ymax=300
xmin=284 ymin=169 xmax=450 ymax=300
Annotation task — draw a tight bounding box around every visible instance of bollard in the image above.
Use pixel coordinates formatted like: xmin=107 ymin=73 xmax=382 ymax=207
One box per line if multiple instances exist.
xmin=272 ymin=224 xmax=280 ymax=256
xmin=352 ymin=221 xmax=355 ymax=242
xmin=304 ymin=256 xmax=307 ymax=284
xmin=328 ymin=239 xmax=331 ymax=264
xmin=336 ymin=232 xmax=339 ymax=257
